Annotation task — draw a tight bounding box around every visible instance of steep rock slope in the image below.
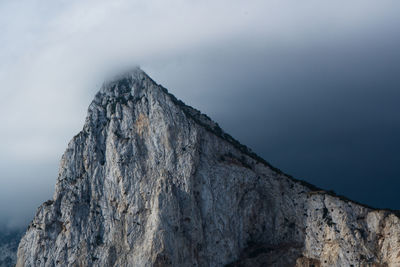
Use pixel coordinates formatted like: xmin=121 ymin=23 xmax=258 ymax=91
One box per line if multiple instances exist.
xmin=17 ymin=68 xmax=400 ymax=266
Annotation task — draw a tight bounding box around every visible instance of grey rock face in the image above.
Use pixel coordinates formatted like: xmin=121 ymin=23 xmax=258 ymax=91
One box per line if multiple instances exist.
xmin=16 ymin=68 xmax=400 ymax=266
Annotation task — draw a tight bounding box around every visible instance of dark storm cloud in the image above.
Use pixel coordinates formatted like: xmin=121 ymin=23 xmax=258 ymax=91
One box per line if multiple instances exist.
xmin=145 ymin=23 xmax=400 ymax=210
xmin=1 ymin=0 xmax=400 ymax=228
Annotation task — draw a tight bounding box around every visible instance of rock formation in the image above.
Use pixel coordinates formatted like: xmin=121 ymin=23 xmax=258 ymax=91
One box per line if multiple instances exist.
xmin=16 ymin=68 xmax=400 ymax=266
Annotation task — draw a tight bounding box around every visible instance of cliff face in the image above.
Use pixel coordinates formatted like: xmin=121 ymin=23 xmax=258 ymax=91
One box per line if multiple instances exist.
xmin=16 ymin=68 xmax=400 ymax=267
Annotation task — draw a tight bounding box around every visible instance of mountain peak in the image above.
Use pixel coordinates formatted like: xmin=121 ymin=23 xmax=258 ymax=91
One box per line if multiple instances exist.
xmin=86 ymin=67 xmax=225 ymax=148
xmin=104 ymin=66 xmax=145 ymax=85
xmin=97 ymin=67 xmax=151 ymax=99
xmin=17 ymin=69 xmax=400 ymax=267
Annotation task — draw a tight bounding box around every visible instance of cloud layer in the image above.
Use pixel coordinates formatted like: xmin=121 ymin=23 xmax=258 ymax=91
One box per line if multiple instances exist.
xmin=1 ymin=0 xmax=400 ymax=228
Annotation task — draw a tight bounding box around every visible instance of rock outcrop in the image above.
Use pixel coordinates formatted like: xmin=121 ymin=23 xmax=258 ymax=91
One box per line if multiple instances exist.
xmin=16 ymin=68 xmax=400 ymax=266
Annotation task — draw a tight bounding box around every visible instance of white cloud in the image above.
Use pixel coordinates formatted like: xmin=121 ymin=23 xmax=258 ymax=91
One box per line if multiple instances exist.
xmin=0 ymin=0 xmax=399 ymax=227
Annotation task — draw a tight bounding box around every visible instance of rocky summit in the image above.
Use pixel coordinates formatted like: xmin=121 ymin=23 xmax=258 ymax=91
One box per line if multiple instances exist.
xmin=16 ymin=68 xmax=400 ymax=266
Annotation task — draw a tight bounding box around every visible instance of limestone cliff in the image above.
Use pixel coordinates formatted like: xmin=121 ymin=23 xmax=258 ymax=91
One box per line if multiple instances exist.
xmin=16 ymin=68 xmax=400 ymax=266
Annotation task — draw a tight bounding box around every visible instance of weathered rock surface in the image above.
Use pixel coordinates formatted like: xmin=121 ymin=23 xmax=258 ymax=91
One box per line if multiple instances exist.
xmin=16 ymin=68 xmax=400 ymax=266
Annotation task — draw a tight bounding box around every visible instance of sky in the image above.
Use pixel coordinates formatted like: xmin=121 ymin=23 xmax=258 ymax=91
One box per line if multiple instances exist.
xmin=0 ymin=0 xmax=400 ymax=229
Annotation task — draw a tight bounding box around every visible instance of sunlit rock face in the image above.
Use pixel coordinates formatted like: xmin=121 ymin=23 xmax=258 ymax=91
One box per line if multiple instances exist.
xmin=16 ymin=68 xmax=400 ymax=266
